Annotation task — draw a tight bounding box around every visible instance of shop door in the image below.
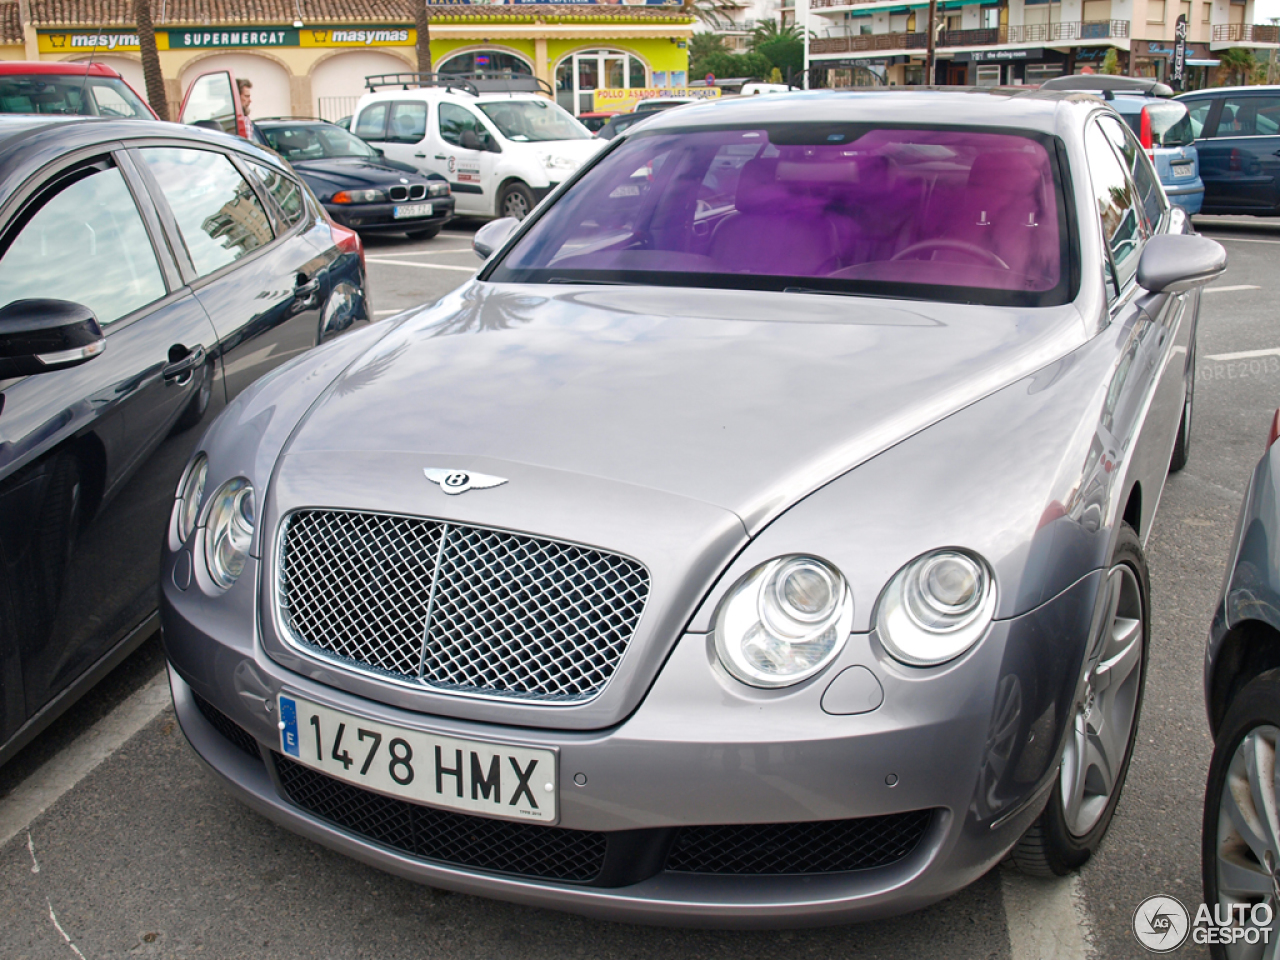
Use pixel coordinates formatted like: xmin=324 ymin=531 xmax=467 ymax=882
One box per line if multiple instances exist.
xmin=947 ymin=64 xmax=968 ymax=85
xmin=578 ymin=57 xmax=600 ymax=114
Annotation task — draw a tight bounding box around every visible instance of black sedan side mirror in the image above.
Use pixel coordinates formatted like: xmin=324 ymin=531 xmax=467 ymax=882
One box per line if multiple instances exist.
xmin=0 ymin=299 xmax=105 ymax=379
xmin=1137 ymin=234 xmax=1227 ymax=294
xmin=473 ymin=217 xmax=520 ymax=260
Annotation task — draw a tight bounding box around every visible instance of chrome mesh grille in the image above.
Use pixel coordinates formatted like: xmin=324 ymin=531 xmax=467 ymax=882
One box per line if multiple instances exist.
xmin=278 ymin=510 xmax=650 ymax=702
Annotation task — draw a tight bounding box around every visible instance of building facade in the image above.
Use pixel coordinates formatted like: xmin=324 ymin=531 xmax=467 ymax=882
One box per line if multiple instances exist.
xmin=0 ymin=0 xmax=695 ymax=119
xmin=799 ymin=0 xmax=1279 ymax=87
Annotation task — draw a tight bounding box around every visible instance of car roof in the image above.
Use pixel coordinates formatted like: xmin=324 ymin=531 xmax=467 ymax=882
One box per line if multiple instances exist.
xmin=358 ymin=87 xmax=546 ymax=107
xmin=631 ymin=87 xmax=1095 ymax=137
xmin=0 ymin=61 xmax=123 ymax=78
xmin=1178 ymin=84 xmax=1280 ymax=97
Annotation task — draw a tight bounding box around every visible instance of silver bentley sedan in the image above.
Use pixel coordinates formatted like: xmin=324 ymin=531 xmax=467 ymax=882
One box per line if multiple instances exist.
xmin=161 ymin=89 xmax=1226 ymax=926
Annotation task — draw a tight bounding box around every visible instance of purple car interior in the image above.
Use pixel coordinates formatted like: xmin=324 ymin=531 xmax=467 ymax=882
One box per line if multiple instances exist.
xmin=502 ymin=127 xmax=1062 ymax=295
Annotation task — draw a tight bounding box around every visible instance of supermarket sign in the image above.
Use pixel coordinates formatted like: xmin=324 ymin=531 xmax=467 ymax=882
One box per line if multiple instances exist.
xmin=592 ymin=86 xmax=720 ymax=113
xmin=38 ymin=26 xmax=416 ymax=53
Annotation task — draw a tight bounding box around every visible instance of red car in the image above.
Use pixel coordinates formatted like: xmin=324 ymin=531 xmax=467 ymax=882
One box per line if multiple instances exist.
xmin=0 ymin=61 xmax=157 ymax=119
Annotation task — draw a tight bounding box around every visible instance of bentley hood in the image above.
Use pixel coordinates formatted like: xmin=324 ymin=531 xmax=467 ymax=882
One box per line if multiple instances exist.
xmin=284 ymin=281 xmax=1088 ymax=533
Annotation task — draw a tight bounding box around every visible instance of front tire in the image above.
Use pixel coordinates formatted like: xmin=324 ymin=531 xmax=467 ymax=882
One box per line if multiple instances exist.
xmin=1012 ymin=523 xmax=1149 ymax=876
xmin=1202 ymin=670 xmax=1280 ymax=959
xmin=498 ymin=182 xmax=535 ymax=221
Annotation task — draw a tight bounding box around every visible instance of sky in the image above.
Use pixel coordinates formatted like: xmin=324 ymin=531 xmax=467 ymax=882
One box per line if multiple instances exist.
xmin=1257 ymin=0 xmax=1280 ymax=22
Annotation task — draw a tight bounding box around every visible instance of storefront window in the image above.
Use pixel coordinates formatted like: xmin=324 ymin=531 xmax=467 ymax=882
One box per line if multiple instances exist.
xmin=439 ymin=51 xmax=533 ymax=77
xmin=555 ymin=50 xmax=648 ymax=115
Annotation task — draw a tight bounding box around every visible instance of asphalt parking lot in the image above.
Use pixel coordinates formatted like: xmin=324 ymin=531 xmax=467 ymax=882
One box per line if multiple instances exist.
xmin=1 ymin=215 xmax=1278 ymax=959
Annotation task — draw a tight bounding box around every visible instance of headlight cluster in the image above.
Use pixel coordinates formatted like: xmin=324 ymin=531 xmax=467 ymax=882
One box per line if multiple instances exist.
xmin=170 ymin=455 xmax=255 ymax=591
xmin=332 ymin=189 xmax=384 ymax=204
xmin=875 ymin=550 xmax=996 ymax=666
xmin=428 ymin=182 xmax=451 ymax=198
xmin=713 ymin=549 xmax=997 ymax=687
xmin=714 ymin=557 xmax=853 ymax=688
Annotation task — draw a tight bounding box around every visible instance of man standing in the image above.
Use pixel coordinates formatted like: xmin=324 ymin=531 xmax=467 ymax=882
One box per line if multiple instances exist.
xmin=236 ymin=77 xmax=257 ymax=142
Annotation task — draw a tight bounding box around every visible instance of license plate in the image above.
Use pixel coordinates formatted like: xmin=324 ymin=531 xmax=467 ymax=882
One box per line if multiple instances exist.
xmin=1172 ymin=162 xmax=1194 ymax=178
xmin=278 ymin=694 xmax=557 ymax=822
xmin=393 ymin=202 xmax=433 ymax=219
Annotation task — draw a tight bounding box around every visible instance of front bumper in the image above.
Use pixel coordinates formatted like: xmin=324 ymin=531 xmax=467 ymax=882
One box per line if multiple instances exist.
xmin=162 ymin=560 xmax=1102 ymax=927
xmin=325 ymin=196 xmax=456 ymax=233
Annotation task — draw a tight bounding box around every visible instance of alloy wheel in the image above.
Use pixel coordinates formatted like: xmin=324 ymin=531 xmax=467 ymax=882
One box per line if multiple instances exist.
xmin=503 ymin=192 xmax=530 ymax=219
xmin=1060 ymin=562 xmax=1145 ymax=837
xmin=1212 ymin=724 xmax=1280 ymax=958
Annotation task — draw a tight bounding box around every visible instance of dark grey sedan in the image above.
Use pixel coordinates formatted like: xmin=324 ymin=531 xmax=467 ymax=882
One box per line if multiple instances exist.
xmin=162 ymin=89 xmax=1224 ymax=925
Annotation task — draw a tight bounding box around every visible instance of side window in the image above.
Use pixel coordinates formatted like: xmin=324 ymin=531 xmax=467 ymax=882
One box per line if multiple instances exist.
xmin=353 ymin=102 xmax=388 ymax=141
xmin=1186 ymin=99 xmax=1213 ymax=138
xmin=1086 ymin=120 xmax=1145 ymax=298
xmin=388 ymin=102 xmax=427 ymax=143
xmin=439 ymin=103 xmax=483 ymax=148
xmin=1099 ymin=114 xmax=1165 ymax=230
xmin=248 ymin=161 xmax=305 ymax=230
xmin=1217 ymin=96 xmax=1280 ymax=137
xmin=0 ymin=164 xmax=165 ymax=326
xmin=140 ymin=148 xmax=274 ymax=278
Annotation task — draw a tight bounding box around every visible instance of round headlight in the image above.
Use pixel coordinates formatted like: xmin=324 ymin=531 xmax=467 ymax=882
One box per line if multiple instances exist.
xmin=876 ymin=550 xmax=996 ymax=666
xmin=714 ymin=556 xmax=853 ymax=688
xmin=204 ymin=478 xmax=254 ymax=589
xmin=173 ymin=454 xmax=207 ymax=543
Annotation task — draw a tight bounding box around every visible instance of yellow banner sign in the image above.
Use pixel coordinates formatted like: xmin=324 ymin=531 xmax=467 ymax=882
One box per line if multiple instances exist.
xmin=592 ymin=87 xmax=721 ymax=114
xmin=39 ymin=31 xmax=168 ymax=53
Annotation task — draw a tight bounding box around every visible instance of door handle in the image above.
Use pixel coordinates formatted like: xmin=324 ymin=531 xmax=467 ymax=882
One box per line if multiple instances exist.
xmin=292 ymin=274 xmax=320 ymax=312
xmin=162 ymin=344 xmax=205 ymax=383
xmin=414 ymin=152 xmax=427 ymax=158
xmin=434 ymin=154 xmax=447 ymax=160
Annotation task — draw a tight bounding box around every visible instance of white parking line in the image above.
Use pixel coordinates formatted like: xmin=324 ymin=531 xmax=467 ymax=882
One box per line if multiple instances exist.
xmin=0 ymin=672 xmax=170 ymax=848
xmin=1203 ymin=284 xmax=1262 ymax=294
xmin=1205 ymin=346 xmax=1280 ymax=362
xmin=365 ymin=257 xmax=476 ymax=273
xmin=1002 ymin=868 xmax=1092 ymax=960
xmin=363 ymin=247 xmax=474 ymax=258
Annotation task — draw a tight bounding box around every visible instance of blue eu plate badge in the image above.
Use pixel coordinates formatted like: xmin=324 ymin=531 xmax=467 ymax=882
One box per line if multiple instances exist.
xmin=279 ymin=695 xmax=300 ymax=757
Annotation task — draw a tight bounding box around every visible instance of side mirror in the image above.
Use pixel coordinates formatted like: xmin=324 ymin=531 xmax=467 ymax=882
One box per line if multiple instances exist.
xmin=473 ymin=217 xmax=520 ymax=260
xmin=372 ymin=146 xmax=385 ymax=157
xmin=0 ymin=299 xmax=105 ymax=379
xmin=1137 ymin=234 xmax=1227 ymax=294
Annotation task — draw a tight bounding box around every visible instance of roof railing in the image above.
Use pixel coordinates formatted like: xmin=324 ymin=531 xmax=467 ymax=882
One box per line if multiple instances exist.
xmin=363 ymin=72 xmax=554 ymax=97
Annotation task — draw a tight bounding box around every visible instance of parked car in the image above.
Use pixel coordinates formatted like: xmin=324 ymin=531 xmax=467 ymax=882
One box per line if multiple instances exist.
xmin=257 ymin=118 xmax=455 ymax=240
xmin=595 ymin=111 xmax=652 ymax=141
xmin=633 ymin=96 xmax=701 ymax=113
xmin=163 ymin=89 xmax=1223 ymax=925
xmin=576 ymin=111 xmax=616 ymax=134
xmin=1176 ymin=85 xmax=1280 ymax=216
xmin=0 ymin=62 xmax=156 ymax=119
xmin=177 ymin=69 xmax=264 ymax=144
xmin=1202 ymin=411 xmax=1280 ymax=951
xmin=1041 ymin=75 xmax=1204 ymax=214
xmin=0 ymin=114 xmax=369 ymax=766
xmin=349 ymin=75 xmax=602 ymax=220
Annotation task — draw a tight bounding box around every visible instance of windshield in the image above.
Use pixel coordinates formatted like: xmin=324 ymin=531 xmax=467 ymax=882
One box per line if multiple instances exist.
xmin=1121 ymin=101 xmax=1194 ymax=147
xmin=477 ymin=100 xmax=590 ymax=142
xmin=491 ymin=125 xmax=1067 ymax=306
xmin=263 ymin=124 xmax=379 ymax=161
xmin=0 ymin=75 xmax=150 ymax=118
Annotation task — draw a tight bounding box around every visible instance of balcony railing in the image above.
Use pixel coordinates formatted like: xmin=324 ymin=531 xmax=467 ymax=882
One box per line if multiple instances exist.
xmin=812 ymin=0 xmax=882 ymax=7
xmin=1006 ymin=19 xmax=1129 ymax=41
xmin=1212 ymin=23 xmax=1280 ymax=43
xmin=811 ymin=19 xmax=1128 ymax=54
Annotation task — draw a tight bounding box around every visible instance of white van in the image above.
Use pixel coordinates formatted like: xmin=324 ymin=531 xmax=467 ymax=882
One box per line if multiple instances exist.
xmin=349 ymin=75 xmax=604 ymax=220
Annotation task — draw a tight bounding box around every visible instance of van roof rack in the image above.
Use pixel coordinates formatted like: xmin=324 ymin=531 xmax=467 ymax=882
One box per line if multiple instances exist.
xmin=363 ymin=72 xmax=554 ymax=97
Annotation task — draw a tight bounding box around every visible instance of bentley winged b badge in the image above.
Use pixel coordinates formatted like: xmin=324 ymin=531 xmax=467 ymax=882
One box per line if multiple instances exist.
xmin=424 ymin=468 xmax=508 ymax=496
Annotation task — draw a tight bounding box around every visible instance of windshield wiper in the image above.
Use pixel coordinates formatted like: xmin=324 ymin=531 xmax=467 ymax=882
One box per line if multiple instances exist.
xmin=547 ymin=277 xmax=637 ymax=286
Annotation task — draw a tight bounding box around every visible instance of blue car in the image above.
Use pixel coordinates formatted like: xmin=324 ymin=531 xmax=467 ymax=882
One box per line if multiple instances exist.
xmin=1043 ymin=76 xmax=1205 ymax=215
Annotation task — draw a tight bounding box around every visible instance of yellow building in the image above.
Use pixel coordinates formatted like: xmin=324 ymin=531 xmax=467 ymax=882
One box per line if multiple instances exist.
xmin=0 ymin=0 xmax=694 ymax=119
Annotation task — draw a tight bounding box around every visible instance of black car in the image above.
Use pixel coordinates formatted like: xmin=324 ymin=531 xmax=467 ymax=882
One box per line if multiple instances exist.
xmin=0 ymin=115 xmax=370 ymax=765
xmin=1177 ymin=86 xmax=1280 ymax=216
xmin=258 ymin=119 xmax=454 ymax=240
xmin=596 ymin=112 xmax=651 ymax=141
xmin=1202 ymin=410 xmax=1280 ymax=951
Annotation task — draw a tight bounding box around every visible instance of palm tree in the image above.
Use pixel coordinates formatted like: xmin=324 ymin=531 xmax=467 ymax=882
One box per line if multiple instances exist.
xmin=750 ymin=18 xmax=801 ymax=50
xmin=134 ymin=0 xmax=168 ymax=119
xmin=415 ymin=0 xmax=433 ymax=74
xmin=1218 ymin=47 xmax=1256 ymax=86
